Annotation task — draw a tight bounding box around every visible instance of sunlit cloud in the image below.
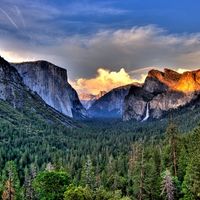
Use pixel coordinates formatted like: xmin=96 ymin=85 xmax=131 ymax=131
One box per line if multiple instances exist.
xmin=176 ymin=68 xmax=191 ymax=74
xmin=70 ymin=68 xmax=145 ymax=95
xmin=0 ymin=50 xmax=35 ymax=63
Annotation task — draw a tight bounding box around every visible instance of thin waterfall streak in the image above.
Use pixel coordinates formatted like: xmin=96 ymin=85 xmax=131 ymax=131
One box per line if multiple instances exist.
xmin=142 ymin=102 xmax=149 ymax=122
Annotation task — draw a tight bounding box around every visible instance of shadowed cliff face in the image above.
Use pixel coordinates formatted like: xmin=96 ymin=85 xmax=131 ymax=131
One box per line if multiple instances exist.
xmin=0 ymin=56 xmax=75 ymax=127
xmin=88 ymin=84 xmax=134 ymax=118
xmin=0 ymin=56 xmax=25 ymax=108
xmin=123 ymin=68 xmax=200 ymax=121
xmin=13 ymin=61 xmax=87 ymax=119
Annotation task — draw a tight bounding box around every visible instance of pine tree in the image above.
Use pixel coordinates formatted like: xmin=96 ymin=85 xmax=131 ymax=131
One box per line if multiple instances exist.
xmin=138 ymin=145 xmax=144 ymax=200
xmin=166 ymin=120 xmax=179 ymax=177
xmin=2 ymin=161 xmax=22 ymax=200
xmin=161 ymin=169 xmax=175 ymax=200
xmin=24 ymin=165 xmax=37 ymax=200
xmin=2 ymin=179 xmax=15 ymax=200
xmin=182 ymin=154 xmax=200 ymax=200
xmin=131 ymin=142 xmax=146 ymax=200
xmin=81 ymin=156 xmax=95 ymax=189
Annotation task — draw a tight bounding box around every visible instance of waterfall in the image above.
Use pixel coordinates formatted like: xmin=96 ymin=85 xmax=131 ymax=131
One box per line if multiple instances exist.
xmin=142 ymin=102 xmax=150 ymax=122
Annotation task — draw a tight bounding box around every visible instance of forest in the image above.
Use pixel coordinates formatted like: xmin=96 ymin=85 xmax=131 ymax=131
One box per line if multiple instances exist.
xmin=0 ymin=98 xmax=200 ymax=200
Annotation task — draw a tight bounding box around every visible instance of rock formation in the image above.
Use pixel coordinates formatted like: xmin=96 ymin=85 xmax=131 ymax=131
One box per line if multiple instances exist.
xmin=13 ymin=61 xmax=87 ymax=119
xmin=0 ymin=56 xmax=75 ymax=126
xmin=123 ymin=68 xmax=200 ymax=121
xmin=88 ymin=85 xmax=134 ymax=118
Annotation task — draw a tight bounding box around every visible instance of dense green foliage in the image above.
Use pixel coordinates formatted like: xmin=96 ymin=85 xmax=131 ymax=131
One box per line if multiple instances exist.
xmin=0 ymin=100 xmax=200 ymax=199
xmin=33 ymin=171 xmax=69 ymax=200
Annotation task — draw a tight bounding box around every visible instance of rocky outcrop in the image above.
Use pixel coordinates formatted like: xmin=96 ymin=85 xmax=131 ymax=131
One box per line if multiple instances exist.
xmin=88 ymin=85 xmax=133 ymax=118
xmin=0 ymin=56 xmax=75 ymax=127
xmin=148 ymin=68 xmax=200 ymax=92
xmin=13 ymin=61 xmax=86 ymax=119
xmin=123 ymin=68 xmax=200 ymax=121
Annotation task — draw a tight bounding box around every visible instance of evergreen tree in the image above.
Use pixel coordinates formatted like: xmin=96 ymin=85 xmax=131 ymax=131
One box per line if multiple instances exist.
xmin=161 ymin=169 xmax=175 ymax=200
xmin=1 ymin=161 xmax=22 ymax=200
xmin=2 ymin=180 xmax=15 ymax=200
xmin=24 ymin=165 xmax=37 ymax=200
xmin=182 ymin=154 xmax=200 ymax=200
xmin=81 ymin=156 xmax=95 ymax=189
xmin=165 ymin=120 xmax=179 ymax=177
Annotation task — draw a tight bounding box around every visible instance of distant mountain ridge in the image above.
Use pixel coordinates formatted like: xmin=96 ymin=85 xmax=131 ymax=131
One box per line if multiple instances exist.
xmin=80 ymin=91 xmax=106 ymax=109
xmin=88 ymin=84 xmax=135 ymax=118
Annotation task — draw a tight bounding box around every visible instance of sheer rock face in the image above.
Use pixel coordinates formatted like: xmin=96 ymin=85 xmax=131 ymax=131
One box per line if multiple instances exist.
xmin=123 ymin=68 xmax=200 ymax=121
xmin=88 ymin=85 xmax=133 ymax=118
xmin=0 ymin=56 xmax=75 ymax=127
xmin=13 ymin=61 xmax=87 ymax=119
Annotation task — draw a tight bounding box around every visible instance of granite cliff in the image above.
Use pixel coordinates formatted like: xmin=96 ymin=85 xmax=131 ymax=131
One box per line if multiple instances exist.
xmin=88 ymin=85 xmax=134 ymax=118
xmin=0 ymin=56 xmax=75 ymax=126
xmin=13 ymin=61 xmax=87 ymax=119
xmin=123 ymin=68 xmax=200 ymax=121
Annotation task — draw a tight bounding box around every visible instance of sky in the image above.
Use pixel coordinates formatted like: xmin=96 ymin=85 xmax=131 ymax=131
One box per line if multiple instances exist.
xmin=1 ymin=0 xmax=200 ymax=95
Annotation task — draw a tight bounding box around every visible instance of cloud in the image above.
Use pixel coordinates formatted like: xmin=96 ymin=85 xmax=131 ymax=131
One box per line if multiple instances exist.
xmin=176 ymin=68 xmax=191 ymax=74
xmin=0 ymin=8 xmax=18 ymax=29
xmin=1 ymin=25 xmax=200 ymax=80
xmin=70 ymin=68 xmax=145 ymax=95
xmin=46 ymin=25 xmax=200 ymax=78
xmin=63 ymin=2 xmax=128 ymax=16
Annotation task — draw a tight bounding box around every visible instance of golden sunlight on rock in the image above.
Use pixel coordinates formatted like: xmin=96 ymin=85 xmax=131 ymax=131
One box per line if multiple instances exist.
xmin=148 ymin=68 xmax=200 ymax=93
xmin=174 ymin=70 xmax=200 ymax=92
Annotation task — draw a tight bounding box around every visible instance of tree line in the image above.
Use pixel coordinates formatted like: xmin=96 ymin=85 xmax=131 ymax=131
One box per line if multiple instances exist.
xmin=0 ymin=119 xmax=200 ymax=199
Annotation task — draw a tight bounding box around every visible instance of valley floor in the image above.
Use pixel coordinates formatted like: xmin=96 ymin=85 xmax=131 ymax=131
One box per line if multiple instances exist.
xmin=0 ymin=104 xmax=200 ymax=199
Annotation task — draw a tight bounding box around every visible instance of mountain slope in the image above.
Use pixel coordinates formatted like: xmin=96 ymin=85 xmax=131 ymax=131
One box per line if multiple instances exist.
xmin=123 ymin=68 xmax=200 ymax=121
xmin=13 ymin=61 xmax=87 ymax=119
xmin=0 ymin=56 xmax=75 ymax=127
xmin=88 ymin=84 xmax=134 ymax=118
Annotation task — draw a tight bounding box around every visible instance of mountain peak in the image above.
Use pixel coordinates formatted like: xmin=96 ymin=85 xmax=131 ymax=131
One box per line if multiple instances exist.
xmin=14 ymin=60 xmax=68 ymax=80
xmin=148 ymin=68 xmax=180 ymax=86
xmin=0 ymin=56 xmax=10 ymax=67
xmin=174 ymin=69 xmax=200 ymax=92
xmin=147 ymin=68 xmax=200 ymax=93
